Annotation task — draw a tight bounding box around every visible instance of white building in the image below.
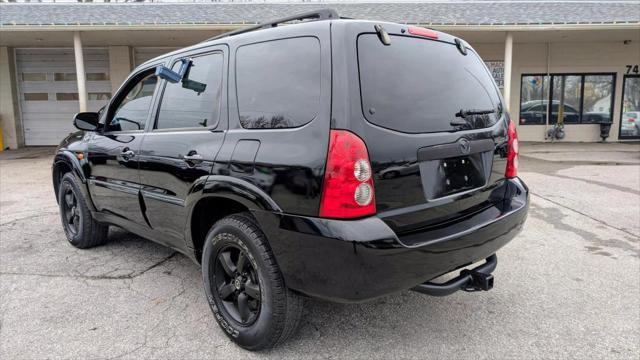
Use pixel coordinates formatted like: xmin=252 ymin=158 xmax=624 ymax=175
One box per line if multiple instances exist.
xmin=0 ymin=1 xmax=639 ymax=148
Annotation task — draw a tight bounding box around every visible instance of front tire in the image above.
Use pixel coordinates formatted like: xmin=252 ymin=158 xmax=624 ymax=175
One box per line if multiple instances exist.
xmin=202 ymin=213 xmax=302 ymax=350
xmin=58 ymin=172 xmax=109 ymax=249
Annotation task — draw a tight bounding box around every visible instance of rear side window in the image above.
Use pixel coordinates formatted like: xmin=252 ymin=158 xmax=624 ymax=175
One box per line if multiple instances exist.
xmin=156 ymin=53 xmax=224 ymax=129
xmin=236 ymin=37 xmax=321 ymax=129
xmin=358 ymin=34 xmax=502 ymax=134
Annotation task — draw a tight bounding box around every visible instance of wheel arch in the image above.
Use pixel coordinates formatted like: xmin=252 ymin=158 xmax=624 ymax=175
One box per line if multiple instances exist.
xmin=52 ymin=152 xmax=89 ymax=204
xmin=187 ymin=175 xmax=282 ymax=263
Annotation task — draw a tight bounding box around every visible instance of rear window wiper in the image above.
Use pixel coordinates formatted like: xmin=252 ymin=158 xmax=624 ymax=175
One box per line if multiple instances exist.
xmin=450 ymin=107 xmax=499 ymax=128
xmin=454 ymin=108 xmax=497 ymax=119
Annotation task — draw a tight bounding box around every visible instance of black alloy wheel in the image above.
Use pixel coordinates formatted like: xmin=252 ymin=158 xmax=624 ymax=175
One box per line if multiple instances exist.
xmin=57 ymin=172 xmax=109 ymax=249
xmin=61 ymin=184 xmax=81 ymax=236
xmin=214 ymin=245 xmax=262 ymax=325
xmin=202 ymin=213 xmax=303 ymax=350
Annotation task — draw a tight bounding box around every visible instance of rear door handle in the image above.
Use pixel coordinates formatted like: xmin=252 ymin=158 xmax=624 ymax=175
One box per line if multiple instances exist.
xmin=121 ymin=149 xmax=135 ymax=160
xmin=183 ymin=153 xmax=203 ymax=164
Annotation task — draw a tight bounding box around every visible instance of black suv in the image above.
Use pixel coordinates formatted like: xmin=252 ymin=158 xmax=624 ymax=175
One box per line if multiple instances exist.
xmin=53 ymin=10 xmax=529 ymax=350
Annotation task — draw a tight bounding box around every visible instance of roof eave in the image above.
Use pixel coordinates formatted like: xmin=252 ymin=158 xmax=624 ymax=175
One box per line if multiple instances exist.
xmin=1 ymin=22 xmax=639 ymax=32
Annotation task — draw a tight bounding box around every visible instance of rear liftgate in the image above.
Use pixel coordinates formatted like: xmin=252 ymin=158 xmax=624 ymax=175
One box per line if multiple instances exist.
xmin=410 ymin=137 xmax=499 ymax=296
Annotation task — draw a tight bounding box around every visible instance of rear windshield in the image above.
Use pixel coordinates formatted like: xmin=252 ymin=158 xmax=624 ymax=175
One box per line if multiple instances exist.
xmin=358 ymin=34 xmax=502 ymax=133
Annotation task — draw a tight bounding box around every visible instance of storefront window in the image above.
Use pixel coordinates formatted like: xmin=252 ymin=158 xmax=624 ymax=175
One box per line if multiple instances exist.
xmin=519 ymin=75 xmax=549 ymax=125
xmin=583 ymin=75 xmax=614 ymax=124
xmin=550 ymin=75 xmax=581 ymax=124
xmin=519 ymin=73 xmax=615 ymax=125
xmin=620 ymin=75 xmax=640 ymax=139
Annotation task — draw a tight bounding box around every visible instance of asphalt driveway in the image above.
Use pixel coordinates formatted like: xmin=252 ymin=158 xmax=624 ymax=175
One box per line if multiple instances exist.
xmin=1 ymin=142 xmax=639 ymax=359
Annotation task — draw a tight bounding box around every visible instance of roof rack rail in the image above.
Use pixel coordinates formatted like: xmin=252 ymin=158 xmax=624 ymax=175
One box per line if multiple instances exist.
xmin=202 ymin=8 xmax=339 ymax=43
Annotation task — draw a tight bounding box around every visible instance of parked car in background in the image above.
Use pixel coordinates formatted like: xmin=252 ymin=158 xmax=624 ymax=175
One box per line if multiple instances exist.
xmin=519 ymin=100 xmax=580 ymax=124
xmin=582 ymin=110 xmax=612 ymax=124
xmin=52 ymin=10 xmax=529 ymax=351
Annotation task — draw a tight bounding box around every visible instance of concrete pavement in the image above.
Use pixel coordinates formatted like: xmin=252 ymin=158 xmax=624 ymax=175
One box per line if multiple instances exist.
xmin=1 ymin=142 xmax=638 ymax=359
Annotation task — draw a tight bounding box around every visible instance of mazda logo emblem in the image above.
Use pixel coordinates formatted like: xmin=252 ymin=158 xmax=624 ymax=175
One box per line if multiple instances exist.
xmin=459 ymin=138 xmax=471 ymax=155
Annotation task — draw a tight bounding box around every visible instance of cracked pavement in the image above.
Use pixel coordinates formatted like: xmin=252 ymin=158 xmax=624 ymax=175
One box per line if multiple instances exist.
xmin=1 ymin=143 xmax=639 ymax=359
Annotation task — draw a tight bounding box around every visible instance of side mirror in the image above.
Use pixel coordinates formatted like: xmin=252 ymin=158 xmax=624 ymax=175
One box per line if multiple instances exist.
xmin=74 ymin=112 xmax=100 ymax=131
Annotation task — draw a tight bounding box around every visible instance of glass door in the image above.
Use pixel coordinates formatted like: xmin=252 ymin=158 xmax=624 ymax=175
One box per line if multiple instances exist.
xmin=619 ymin=75 xmax=640 ymax=139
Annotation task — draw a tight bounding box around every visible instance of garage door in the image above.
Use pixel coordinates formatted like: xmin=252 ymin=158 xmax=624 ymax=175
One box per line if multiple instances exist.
xmin=16 ymin=48 xmax=111 ymax=146
xmin=134 ymin=47 xmax=177 ymax=67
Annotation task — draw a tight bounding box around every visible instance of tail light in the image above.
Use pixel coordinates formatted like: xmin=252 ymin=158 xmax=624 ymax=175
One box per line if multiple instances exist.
xmin=319 ymin=130 xmax=376 ymax=219
xmin=505 ymin=120 xmax=519 ymax=178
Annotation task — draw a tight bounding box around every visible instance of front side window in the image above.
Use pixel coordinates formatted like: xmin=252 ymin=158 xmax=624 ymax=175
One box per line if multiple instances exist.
xmin=107 ymin=72 xmax=158 ymax=132
xmin=519 ymin=73 xmax=615 ymax=125
xmin=236 ymin=37 xmax=321 ymax=129
xmin=155 ymin=52 xmax=224 ymax=130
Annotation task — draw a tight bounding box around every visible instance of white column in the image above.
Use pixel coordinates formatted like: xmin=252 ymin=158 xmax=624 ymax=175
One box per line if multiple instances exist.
xmin=0 ymin=46 xmax=23 ymax=149
xmin=503 ymin=32 xmax=513 ymax=111
xmin=108 ymin=46 xmax=132 ymax=95
xmin=73 ymin=32 xmax=88 ymax=113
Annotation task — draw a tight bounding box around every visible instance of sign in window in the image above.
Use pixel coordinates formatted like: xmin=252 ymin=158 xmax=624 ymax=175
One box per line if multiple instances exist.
xmin=484 ymin=61 xmax=504 ymax=89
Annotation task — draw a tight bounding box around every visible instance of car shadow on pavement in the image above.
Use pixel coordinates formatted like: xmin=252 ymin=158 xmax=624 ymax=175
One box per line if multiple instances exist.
xmin=104 ymin=227 xmax=485 ymax=350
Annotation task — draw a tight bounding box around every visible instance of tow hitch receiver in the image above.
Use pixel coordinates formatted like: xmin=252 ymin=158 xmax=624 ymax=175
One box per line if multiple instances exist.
xmin=411 ymin=255 xmax=497 ymax=297
xmin=461 ymin=269 xmax=494 ymax=292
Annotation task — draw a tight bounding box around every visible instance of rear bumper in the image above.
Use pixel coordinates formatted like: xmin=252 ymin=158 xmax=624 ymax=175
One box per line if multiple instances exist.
xmin=252 ymin=177 xmax=528 ymax=303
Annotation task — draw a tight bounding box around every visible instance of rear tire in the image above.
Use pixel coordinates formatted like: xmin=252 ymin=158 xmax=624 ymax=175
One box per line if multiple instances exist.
xmin=58 ymin=172 xmax=109 ymax=249
xmin=202 ymin=212 xmax=303 ymax=351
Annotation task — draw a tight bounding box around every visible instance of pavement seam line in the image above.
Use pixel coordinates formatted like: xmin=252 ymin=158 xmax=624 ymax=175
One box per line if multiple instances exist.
xmin=531 ymin=192 xmax=639 ymax=239
xmin=519 ymin=154 xmax=640 ymax=166
xmin=0 ymin=252 xmax=178 ymax=280
xmin=0 ymin=211 xmax=60 ymax=227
